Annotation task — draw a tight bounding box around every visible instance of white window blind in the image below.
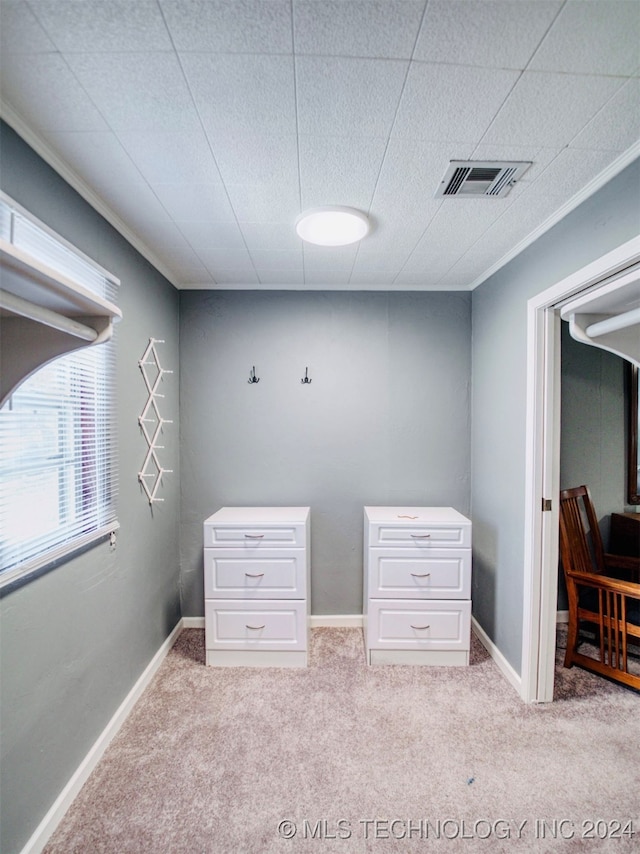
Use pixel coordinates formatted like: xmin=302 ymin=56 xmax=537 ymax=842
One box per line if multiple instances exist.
xmin=0 ymin=195 xmax=119 ymax=586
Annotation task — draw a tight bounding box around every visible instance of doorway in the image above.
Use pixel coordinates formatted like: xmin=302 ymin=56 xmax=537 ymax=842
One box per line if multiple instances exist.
xmin=521 ymin=236 xmax=640 ymax=703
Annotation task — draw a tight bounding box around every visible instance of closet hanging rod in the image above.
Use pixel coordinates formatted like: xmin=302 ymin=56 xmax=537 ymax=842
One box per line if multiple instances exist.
xmin=584 ymin=306 xmax=640 ymax=339
xmin=0 ymin=288 xmax=98 ymax=342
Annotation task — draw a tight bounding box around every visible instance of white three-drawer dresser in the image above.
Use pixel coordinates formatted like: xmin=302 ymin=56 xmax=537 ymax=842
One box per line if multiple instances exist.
xmin=203 ymin=507 xmax=310 ymax=667
xmin=363 ymin=507 xmax=472 ymax=665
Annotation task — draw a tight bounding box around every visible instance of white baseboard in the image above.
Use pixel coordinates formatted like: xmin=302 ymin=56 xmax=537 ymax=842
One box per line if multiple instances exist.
xmin=471 ymin=616 xmax=522 ymax=697
xmin=556 ymin=610 xmax=569 ymax=624
xmin=182 ymin=616 xmax=205 ymax=628
xmin=310 ymin=614 xmax=364 ymax=628
xmin=20 ymin=619 xmax=184 ymax=854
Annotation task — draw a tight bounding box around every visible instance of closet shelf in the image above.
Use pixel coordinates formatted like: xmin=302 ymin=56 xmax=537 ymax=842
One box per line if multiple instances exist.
xmin=0 ymin=239 xmax=122 ymax=405
xmin=561 ymin=264 xmax=640 ymax=367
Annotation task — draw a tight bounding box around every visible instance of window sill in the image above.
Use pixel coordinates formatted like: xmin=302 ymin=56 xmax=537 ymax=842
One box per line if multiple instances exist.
xmin=0 ymin=522 xmax=120 ymax=594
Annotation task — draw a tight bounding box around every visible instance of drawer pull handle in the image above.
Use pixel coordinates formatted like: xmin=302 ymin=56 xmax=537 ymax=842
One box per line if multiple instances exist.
xmin=245 ymin=572 xmax=265 ymax=578
xmin=410 ymin=572 xmax=431 ymax=578
xmin=246 ymin=624 xmax=265 ymax=630
xmin=398 ymin=515 xmax=418 ymax=519
xmin=411 ymin=624 xmax=431 ymax=630
xmin=410 ymin=533 xmax=431 ymax=539
xmin=244 ymin=534 xmax=264 ymax=539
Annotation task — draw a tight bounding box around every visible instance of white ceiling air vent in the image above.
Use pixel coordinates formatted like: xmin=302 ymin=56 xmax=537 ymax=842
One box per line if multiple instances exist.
xmin=435 ymin=160 xmax=531 ymax=198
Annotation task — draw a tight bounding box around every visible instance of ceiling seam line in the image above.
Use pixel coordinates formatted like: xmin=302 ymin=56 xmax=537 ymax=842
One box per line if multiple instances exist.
xmin=471 ymin=0 xmax=568 ymax=159
xmin=291 ymin=0 xmax=306 ymax=288
xmin=157 ymin=0 xmax=259 ymax=288
xmin=351 ymin=0 xmax=431 ymax=289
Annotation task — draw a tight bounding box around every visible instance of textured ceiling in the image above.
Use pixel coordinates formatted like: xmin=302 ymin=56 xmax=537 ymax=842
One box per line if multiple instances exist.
xmin=1 ymin=0 xmax=639 ymax=291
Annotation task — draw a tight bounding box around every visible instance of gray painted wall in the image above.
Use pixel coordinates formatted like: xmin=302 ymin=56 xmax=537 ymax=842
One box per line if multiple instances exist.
xmin=558 ymin=323 xmax=628 ymax=609
xmin=0 ymin=123 xmax=181 ymax=854
xmin=471 ymin=157 xmax=640 ymax=673
xmin=179 ymin=289 xmax=471 ymax=616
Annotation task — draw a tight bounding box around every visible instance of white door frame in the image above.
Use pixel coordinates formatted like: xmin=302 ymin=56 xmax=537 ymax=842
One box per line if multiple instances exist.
xmin=521 ymin=235 xmax=640 ymax=703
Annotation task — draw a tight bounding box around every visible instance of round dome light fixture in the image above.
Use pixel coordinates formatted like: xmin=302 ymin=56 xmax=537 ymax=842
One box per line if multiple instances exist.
xmin=295 ymin=206 xmax=370 ymax=247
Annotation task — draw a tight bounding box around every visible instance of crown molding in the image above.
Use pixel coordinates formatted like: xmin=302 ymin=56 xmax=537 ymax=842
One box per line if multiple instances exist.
xmin=469 ymin=141 xmax=640 ymax=291
xmin=0 ymin=100 xmax=180 ymax=289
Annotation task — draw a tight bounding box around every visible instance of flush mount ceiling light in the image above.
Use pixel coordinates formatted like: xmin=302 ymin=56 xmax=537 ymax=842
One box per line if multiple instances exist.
xmin=295 ymin=206 xmax=370 ymax=246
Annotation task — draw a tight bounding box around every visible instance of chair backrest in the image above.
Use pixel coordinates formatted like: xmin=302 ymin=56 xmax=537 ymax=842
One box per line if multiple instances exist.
xmin=559 ymin=485 xmax=606 ymax=576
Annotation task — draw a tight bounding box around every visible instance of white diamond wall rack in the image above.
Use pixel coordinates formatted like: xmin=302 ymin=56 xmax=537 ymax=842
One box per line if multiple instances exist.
xmin=138 ymin=338 xmax=173 ymax=504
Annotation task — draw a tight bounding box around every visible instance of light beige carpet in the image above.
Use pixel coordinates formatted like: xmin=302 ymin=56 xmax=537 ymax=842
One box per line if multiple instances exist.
xmin=44 ymin=628 xmax=639 ymax=853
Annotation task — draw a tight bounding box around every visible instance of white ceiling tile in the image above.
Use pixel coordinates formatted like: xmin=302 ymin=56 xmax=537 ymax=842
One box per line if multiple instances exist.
xmin=396 ymin=249 xmax=456 ymax=280
xmin=160 ymin=0 xmax=292 ymax=53
xmin=0 ymin=0 xmax=57 ymax=53
xmin=470 ymin=192 xmax=572 ymax=257
xmin=411 ymin=199 xmax=511 ymax=256
xmin=0 ymin=53 xmax=109 ymax=132
xmin=530 ymin=0 xmax=640 ymax=76
xmin=414 ymin=0 xmax=562 ymax=69
xmin=303 ymin=244 xmax=358 ymax=274
xmin=392 ymin=63 xmax=520 ymax=142
xmin=348 ymin=270 xmax=400 ymax=286
xmin=212 ymin=135 xmax=299 ymax=187
xmin=431 ymin=268 xmax=476 ymax=290
xmin=240 ymin=223 xmax=303 ymax=253
xmin=482 ymin=71 xmax=625 ymax=147
xmin=2 ymin=0 xmax=636 ymax=292
xmin=296 ymin=56 xmax=408 ymax=137
xmin=47 ymin=132 xmax=148 ymax=192
xmin=293 ymin=0 xmax=425 ymax=59
xmin=206 ymin=269 xmax=260 ymax=285
xmin=94 ymin=181 xmax=173 ymax=226
xmin=351 ymin=250 xmax=408 ymax=273
xmin=300 ymin=186 xmax=375 ymax=215
xmin=152 ymin=183 xmax=236 ymax=223
xmin=196 ymin=248 xmax=255 ymax=273
xmin=176 ymin=220 xmax=246 ymax=251
xmin=181 ymin=53 xmax=296 ymax=138
xmin=298 ymin=134 xmax=387 ymax=210
xmin=131 ymin=218 xmax=196 ymax=250
xmin=225 ymin=184 xmax=301 ymax=224
xmin=117 ymin=131 xmax=223 ymax=185
xmin=363 ymin=220 xmax=426 ymax=254
xmin=28 ymin=0 xmax=173 ymax=52
xmin=257 ymin=270 xmax=305 ymax=285
xmin=524 ymin=148 xmax=626 ymax=201
xmin=250 ymin=250 xmax=303 ymax=272
xmin=64 ymin=52 xmax=201 ymax=132
xmin=391 ymin=270 xmax=450 ymax=289
xmin=131 ymin=222 xmax=212 ymax=281
xmin=570 ymin=79 xmax=640 ymax=152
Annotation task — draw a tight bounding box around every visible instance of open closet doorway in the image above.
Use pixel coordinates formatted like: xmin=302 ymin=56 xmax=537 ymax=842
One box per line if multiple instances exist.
xmin=521 ymin=236 xmax=640 ymax=703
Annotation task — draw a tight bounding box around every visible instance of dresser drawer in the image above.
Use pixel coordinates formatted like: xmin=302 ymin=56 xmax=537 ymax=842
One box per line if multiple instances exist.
xmin=204 ymin=522 xmax=306 ymax=549
xmin=368 ymin=548 xmax=471 ymax=599
xmin=205 ymin=600 xmax=307 ymax=651
xmin=367 ymin=599 xmax=471 ymax=651
xmin=204 ymin=548 xmax=306 ymax=599
xmin=369 ymin=523 xmax=470 ymax=549
xmin=365 ymin=507 xmax=471 ymax=549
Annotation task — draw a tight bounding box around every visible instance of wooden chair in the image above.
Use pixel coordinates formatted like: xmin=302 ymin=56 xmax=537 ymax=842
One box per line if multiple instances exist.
xmin=559 ymin=485 xmax=640 ymax=691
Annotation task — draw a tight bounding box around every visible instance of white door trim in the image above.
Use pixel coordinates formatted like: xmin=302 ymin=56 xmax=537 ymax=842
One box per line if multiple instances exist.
xmin=521 ymin=235 xmax=640 ymax=703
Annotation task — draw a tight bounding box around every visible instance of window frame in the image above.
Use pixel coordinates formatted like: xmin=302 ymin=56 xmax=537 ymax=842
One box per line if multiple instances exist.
xmin=0 ymin=194 xmax=120 ymax=589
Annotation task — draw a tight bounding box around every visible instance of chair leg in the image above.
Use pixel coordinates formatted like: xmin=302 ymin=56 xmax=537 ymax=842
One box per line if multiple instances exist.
xmin=564 ymin=590 xmax=580 ymax=669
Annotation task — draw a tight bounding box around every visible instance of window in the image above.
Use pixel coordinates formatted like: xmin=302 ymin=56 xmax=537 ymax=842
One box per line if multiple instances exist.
xmin=0 ymin=195 xmax=119 ymax=586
